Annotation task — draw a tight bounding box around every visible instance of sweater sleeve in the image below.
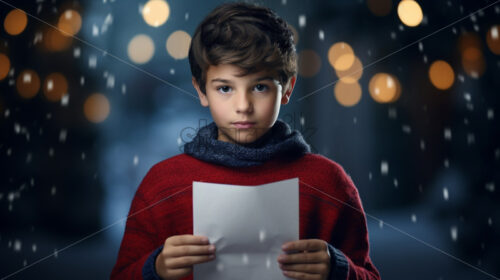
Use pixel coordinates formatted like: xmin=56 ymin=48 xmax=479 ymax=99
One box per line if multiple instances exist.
xmin=330 ymin=170 xmax=381 ymax=280
xmin=110 ymin=167 xmax=162 ymax=280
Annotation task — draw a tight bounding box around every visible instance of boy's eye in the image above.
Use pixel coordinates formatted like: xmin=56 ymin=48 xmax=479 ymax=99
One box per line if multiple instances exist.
xmin=254 ymin=84 xmax=269 ymax=92
xmin=217 ymin=86 xmax=232 ymax=94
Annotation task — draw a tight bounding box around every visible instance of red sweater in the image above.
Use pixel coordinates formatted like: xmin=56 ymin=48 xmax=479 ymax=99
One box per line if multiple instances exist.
xmin=110 ymin=153 xmax=380 ymax=280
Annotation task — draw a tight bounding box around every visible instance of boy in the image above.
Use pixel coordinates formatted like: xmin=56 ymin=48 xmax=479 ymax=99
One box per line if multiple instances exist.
xmin=111 ymin=2 xmax=380 ymax=280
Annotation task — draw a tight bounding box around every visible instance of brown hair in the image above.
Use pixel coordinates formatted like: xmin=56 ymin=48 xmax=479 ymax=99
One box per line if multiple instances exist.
xmin=188 ymin=2 xmax=297 ymax=94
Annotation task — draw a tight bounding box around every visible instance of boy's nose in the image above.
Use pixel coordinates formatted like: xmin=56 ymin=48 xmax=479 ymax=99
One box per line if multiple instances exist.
xmin=235 ymin=92 xmax=253 ymax=113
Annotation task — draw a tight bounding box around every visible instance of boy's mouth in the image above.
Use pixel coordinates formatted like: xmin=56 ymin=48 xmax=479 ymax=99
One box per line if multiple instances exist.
xmin=232 ymin=121 xmax=256 ymax=129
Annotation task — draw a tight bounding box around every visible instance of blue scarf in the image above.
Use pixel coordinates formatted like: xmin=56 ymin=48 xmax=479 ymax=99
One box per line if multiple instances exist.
xmin=183 ymin=119 xmax=311 ymax=167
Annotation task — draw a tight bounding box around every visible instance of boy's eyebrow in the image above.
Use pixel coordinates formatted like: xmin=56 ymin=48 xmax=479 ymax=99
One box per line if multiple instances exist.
xmin=210 ymin=76 xmax=275 ymax=83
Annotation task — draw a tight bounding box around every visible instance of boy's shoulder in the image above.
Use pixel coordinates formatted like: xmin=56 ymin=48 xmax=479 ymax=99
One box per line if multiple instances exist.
xmin=300 ymin=153 xmax=349 ymax=175
xmin=300 ymin=153 xmax=359 ymax=197
xmin=150 ymin=153 xmax=198 ymax=172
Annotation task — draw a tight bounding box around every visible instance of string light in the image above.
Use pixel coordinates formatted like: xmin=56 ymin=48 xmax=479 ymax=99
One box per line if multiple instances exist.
xmin=328 ymin=42 xmax=355 ymax=71
xmin=166 ymin=30 xmax=191 ymax=60
xmin=397 ymin=0 xmax=423 ymax=27
xmin=298 ymin=50 xmax=321 ymax=78
xmin=128 ymin=34 xmax=155 ymax=64
xmin=0 ymin=53 xmax=10 ymax=80
xmin=16 ymin=70 xmax=41 ymax=99
xmin=369 ymin=73 xmax=401 ymax=103
xmin=334 ymin=81 xmax=362 ymax=107
xmin=43 ymin=73 xmax=68 ymax=102
xmin=4 ymin=9 xmax=28 ymax=36
xmin=142 ymin=0 xmax=170 ymax=27
xmin=428 ymin=60 xmax=455 ymax=90
xmin=335 ymin=56 xmax=363 ymax=83
xmin=57 ymin=10 xmax=82 ymax=37
xmin=84 ymin=93 xmax=111 ymax=123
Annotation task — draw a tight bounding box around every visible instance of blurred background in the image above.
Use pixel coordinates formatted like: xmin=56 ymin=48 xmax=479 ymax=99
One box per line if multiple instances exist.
xmin=0 ymin=0 xmax=499 ymax=279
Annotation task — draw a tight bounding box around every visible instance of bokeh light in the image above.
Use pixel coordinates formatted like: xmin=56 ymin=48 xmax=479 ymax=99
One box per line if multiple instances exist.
xmin=428 ymin=60 xmax=455 ymax=90
xmin=57 ymin=10 xmax=82 ymax=37
xmin=298 ymin=49 xmax=321 ymax=78
xmin=0 ymin=53 xmax=10 ymax=80
xmin=4 ymin=9 xmax=28 ymax=36
xmin=166 ymin=30 xmax=191 ymax=60
xmin=397 ymin=0 xmax=423 ymax=27
xmin=369 ymin=73 xmax=401 ymax=103
xmin=486 ymin=25 xmax=500 ymax=55
xmin=461 ymin=47 xmax=485 ymax=78
xmin=142 ymin=0 xmax=170 ymax=27
xmin=127 ymin=34 xmax=155 ymax=64
xmin=458 ymin=32 xmax=481 ymax=52
xmin=334 ymin=81 xmax=362 ymax=107
xmin=367 ymin=0 xmax=392 ymax=17
xmin=328 ymin=42 xmax=355 ymax=71
xmin=84 ymin=93 xmax=111 ymax=123
xmin=16 ymin=70 xmax=41 ymax=99
xmin=44 ymin=28 xmax=73 ymax=51
xmin=43 ymin=73 xmax=68 ymax=102
xmin=335 ymin=56 xmax=363 ymax=83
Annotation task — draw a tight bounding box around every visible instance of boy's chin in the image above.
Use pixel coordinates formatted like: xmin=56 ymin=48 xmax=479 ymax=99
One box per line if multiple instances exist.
xmin=219 ymin=128 xmax=268 ymax=145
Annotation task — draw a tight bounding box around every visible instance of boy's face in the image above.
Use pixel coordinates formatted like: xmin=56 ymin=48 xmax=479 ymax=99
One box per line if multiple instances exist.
xmin=193 ymin=64 xmax=296 ymax=145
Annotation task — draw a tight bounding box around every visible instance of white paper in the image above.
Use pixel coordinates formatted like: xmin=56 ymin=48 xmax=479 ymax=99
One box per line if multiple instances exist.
xmin=193 ymin=177 xmax=299 ymax=280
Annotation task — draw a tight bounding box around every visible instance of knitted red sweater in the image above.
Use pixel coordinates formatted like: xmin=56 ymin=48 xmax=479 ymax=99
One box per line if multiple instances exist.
xmin=110 ymin=153 xmax=380 ymax=280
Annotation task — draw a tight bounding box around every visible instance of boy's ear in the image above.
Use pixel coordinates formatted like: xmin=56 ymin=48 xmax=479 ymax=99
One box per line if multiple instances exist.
xmin=281 ymin=75 xmax=296 ymax=105
xmin=192 ymin=77 xmax=209 ymax=107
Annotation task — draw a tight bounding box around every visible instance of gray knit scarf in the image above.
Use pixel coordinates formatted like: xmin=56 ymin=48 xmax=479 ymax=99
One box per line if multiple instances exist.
xmin=183 ymin=119 xmax=311 ymax=167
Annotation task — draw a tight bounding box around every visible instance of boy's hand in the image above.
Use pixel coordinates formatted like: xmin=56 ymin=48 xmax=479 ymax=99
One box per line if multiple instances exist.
xmin=155 ymin=234 xmax=216 ymax=280
xmin=277 ymin=239 xmax=331 ymax=280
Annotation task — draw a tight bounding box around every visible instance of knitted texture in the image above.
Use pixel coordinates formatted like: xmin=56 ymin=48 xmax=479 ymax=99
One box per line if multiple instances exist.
xmin=110 ymin=153 xmax=380 ymax=280
xmin=183 ymin=119 xmax=311 ymax=167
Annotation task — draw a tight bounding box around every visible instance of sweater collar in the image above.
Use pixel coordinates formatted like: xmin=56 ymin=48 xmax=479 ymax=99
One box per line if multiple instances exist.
xmin=183 ymin=119 xmax=311 ymax=167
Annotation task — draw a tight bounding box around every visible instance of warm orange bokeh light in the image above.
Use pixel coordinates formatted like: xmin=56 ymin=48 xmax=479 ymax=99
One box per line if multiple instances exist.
xmin=166 ymin=30 xmax=192 ymax=60
xmin=429 ymin=60 xmax=455 ymax=90
xmin=16 ymin=70 xmax=41 ymax=99
xmin=298 ymin=50 xmax=321 ymax=78
xmin=335 ymin=56 xmax=363 ymax=83
xmin=57 ymin=9 xmax=82 ymax=37
xmin=334 ymin=81 xmax=362 ymax=107
xmin=84 ymin=93 xmax=110 ymax=123
xmin=486 ymin=25 xmax=500 ymax=55
xmin=44 ymin=28 xmax=73 ymax=51
xmin=369 ymin=73 xmax=401 ymax=103
xmin=142 ymin=0 xmax=170 ymax=27
xmin=0 ymin=53 xmax=10 ymax=80
xmin=128 ymin=34 xmax=155 ymax=64
xmin=4 ymin=9 xmax=28 ymax=35
xmin=43 ymin=73 xmax=68 ymax=102
xmin=328 ymin=42 xmax=355 ymax=71
xmin=397 ymin=0 xmax=423 ymax=27
xmin=461 ymin=48 xmax=485 ymax=78
xmin=458 ymin=32 xmax=481 ymax=53
xmin=367 ymin=0 xmax=392 ymax=17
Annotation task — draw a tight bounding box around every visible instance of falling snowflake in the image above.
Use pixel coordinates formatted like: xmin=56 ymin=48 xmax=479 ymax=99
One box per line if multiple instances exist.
xmin=381 ymin=161 xmax=389 ymax=175
xmin=443 ymin=187 xmax=449 ymax=201
xmin=450 ymin=226 xmax=458 ymax=241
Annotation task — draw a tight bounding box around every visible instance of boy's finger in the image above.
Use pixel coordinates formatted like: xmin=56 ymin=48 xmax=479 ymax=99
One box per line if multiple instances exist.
xmin=279 ymin=262 xmax=329 ymax=274
xmin=281 ymin=269 xmax=322 ymax=280
xmin=277 ymin=250 xmax=328 ymax=264
xmin=166 ymin=235 xmax=210 ymax=246
xmin=166 ymin=244 xmax=216 ymax=258
xmin=282 ymin=239 xmax=326 ymax=252
xmin=166 ymin=254 xmax=216 ymax=269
